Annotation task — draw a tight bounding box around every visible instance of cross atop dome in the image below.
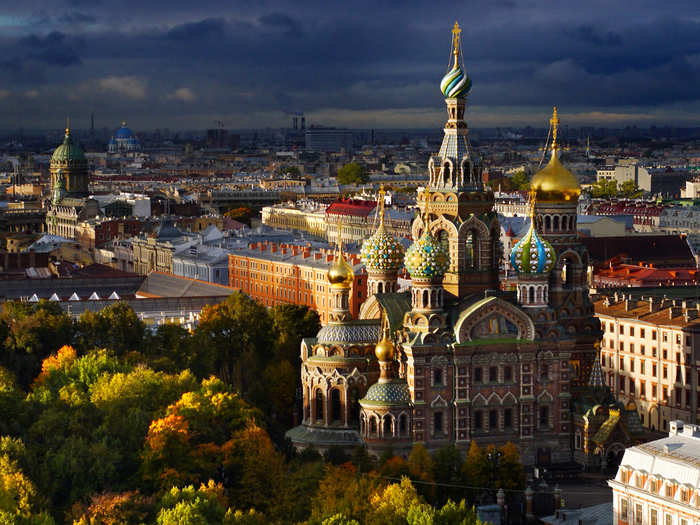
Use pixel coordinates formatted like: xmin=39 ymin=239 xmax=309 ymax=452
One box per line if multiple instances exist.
xmin=550 ymin=106 xmax=560 ymax=152
xmin=451 ymin=21 xmax=461 ymax=67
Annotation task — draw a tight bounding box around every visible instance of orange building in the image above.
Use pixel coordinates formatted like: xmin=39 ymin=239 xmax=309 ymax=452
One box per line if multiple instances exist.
xmin=228 ymin=242 xmax=367 ymax=324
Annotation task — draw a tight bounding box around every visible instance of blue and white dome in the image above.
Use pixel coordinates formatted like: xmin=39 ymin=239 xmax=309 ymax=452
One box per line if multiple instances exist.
xmin=510 ymin=219 xmax=556 ymax=274
xmin=108 ymin=121 xmax=141 ymax=153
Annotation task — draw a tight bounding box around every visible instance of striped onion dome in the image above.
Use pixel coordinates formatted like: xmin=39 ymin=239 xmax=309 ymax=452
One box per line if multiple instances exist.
xmin=440 ymin=64 xmax=471 ymax=98
xmin=510 ymin=219 xmax=556 ymax=274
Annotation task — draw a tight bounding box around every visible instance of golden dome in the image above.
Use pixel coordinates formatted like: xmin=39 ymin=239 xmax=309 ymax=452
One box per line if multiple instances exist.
xmin=530 ymin=106 xmax=581 ymax=202
xmin=374 ymin=330 xmax=395 ymax=362
xmin=531 ymin=153 xmax=581 ymax=202
xmin=327 ymin=254 xmax=354 ymax=288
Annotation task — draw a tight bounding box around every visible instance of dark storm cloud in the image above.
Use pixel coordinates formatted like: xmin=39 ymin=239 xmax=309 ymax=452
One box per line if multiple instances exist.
xmin=0 ymin=0 xmax=698 ymax=128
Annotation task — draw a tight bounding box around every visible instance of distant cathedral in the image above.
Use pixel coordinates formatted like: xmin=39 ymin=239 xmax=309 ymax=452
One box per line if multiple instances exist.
xmin=108 ymin=121 xmax=141 ymax=154
xmin=285 ymin=22 xmax=626 ymax=469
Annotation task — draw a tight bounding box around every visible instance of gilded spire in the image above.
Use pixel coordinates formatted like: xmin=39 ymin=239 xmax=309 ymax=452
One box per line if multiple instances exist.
xmin=451 ymin=21 xmax=461 ymax=67
xmin=550 ymin=106 xmax=560 ymax=153
xmin=378 ymin=184 xmax=386 ymax=228
xmin=65 ymin=116 xmax=70 ymax=136
xmin=423 ymin=187 xmax=431 ymax=225
xmin=328 ymin=217 xmax=354 ymax=288
xmin=528 ymin=188 xmax=537 ymax=220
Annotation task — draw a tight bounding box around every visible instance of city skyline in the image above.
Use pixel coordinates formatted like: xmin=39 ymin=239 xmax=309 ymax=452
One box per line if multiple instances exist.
xmin=0 ymin=0 xmax=698 ymax=130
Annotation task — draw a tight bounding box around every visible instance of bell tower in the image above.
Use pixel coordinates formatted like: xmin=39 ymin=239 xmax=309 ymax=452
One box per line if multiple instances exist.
xmin=417 ymin=22 xmax=499 ymax=299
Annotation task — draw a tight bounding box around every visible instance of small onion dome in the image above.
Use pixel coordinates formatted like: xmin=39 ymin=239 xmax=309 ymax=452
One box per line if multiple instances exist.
xmin=360 ymin=224 xmax=404 ymax=273
xmin=363 ymin=381 xmax=411 ymax=405
xmin=440 ymin=64 xmax=471 ymax=98
xmin=404 ymin=230 xmax=450 ymax=280
xmin=327 ymin=254 xmax=354 ymax=289
xmin=510 ymin=220 xmax=556 ymax=274
xmin=374 ymin=331 xmax=395 ymax=362
xmin=530 ymin=152 xmax=581 ymax=202
xmin=51 ymin=129 xmax=86 ymax=164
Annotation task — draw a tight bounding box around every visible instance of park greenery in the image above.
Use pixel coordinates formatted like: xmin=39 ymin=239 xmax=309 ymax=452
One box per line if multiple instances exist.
xmin=0 ymin=295 xmax=523 ymax=524
xmin=486 ymin=170 xmax=530 ymax=192
xmin=587 ymin=178 xmax=643 ymax=199
xmin=336 ymin=162 xmax=370 ymax=186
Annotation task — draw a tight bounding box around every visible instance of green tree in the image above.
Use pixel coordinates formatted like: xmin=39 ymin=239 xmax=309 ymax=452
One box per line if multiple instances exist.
xmin=336 ymin=163 xmax=369 ymax=185
xmin=156 ymin=481 xmax=227 ymax=525
xmin=0 ymin=300 xmax=74 ymax=388
xmin=510 ymin=170 xmax=530 ymax=190
xmin=193 ymin=293 xmax=275 ymax=391
xmin=76 ymin=302 xmax=146 ymax=356
xmin=618 ymin=179 xmax=644 ymax=198
xmin=270 ymin=304 xmax=320 ymax=364
xmin=589 ymin=178 xmax=618 ymax=198
xmin=431 ymin=445 xmax=463 ymax=505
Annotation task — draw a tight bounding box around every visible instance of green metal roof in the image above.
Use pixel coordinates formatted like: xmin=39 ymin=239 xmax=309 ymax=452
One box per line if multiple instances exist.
xmin=51 ymin=130 xmax=86 ymax=164
xmin=373 ymin=292 xmax=411 ymax=332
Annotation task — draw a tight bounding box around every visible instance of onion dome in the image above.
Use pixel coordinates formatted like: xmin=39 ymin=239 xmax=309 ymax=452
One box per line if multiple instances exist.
xmin=510 ymin=218 xmax=556 ymax=274
xmin=531 ymin=107 xmax=580 ymax=202
xmin=440 ymin=64 xmax=471 ymax=99
xmin=51 ymin=128 xmax=86 ymax=164
xmin=374 ymin=328 xmax=395 ymax=362
xmin=361 ymin=189 xmax=404 ymax=273
xmin=363 ymin=381 xmax=411 ymax=405
xmin=328 ymin=253 xmax=354 ymax=289
xmin=440 ymin=21 xmax=471 ymax=98
xmin=114 ymin=121 xmax=135 ymax=139
xmin=404 ymin=230 xmax=450 ymax=280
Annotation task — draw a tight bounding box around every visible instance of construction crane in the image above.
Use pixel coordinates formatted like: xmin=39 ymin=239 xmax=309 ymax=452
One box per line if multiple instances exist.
xmin=283 ymin=110 xmax=305 ymax=130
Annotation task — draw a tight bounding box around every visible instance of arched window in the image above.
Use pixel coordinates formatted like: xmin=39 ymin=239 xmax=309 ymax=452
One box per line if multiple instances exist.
xmin=562 ymin=258 xmax=573 ymax=288
xmin=465 ymin=230 xmax=479 ymax=269
xmin=443 ymin=163 xmax=451 ymax=185
xmin=422 ymin=289 xmax=429 ymax=307
xmin=348 ymin=388 xmax=360 ymax=425
xmin=315 ymin=390 xmax=324 ymax=422
xmin=331 ymin=389 xmax=342 ymax=423
xmin=370 ymin=416 xmax=377 ymax=435
xmin=399 ymin=414 xmax=408 ymax=436
xmin=377 ymin=282 xmax=383 ymax=294
xmin=545 ymin=216 xmax=551 ymax=231
xmin=528 ymin=286 xmax=535 ymax=303
xmin=561 ymin=216 xmax=568 ymax=231
xmin=536 ymin=286 xmax=543 ymax=302
xmin=383 ymin=416 xmax=393 ymax=437
xmin=553 ymin=215 xmax=560 ymax=231
xmin=437 ymin=230 xmax=450 ymax=259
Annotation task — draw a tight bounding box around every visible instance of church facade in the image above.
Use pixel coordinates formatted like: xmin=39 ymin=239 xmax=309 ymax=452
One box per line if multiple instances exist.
xmin=286 ymin=23 xmax=602 ymax=468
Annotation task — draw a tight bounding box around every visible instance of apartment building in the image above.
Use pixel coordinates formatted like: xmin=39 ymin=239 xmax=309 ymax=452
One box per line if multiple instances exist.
xmin=595 ymin=293 xmax=700 ymax=432
xmin=609 ymin=420 xmax=700 ymax=525
xmin=228 ymin=242 xmax=367 ymax=324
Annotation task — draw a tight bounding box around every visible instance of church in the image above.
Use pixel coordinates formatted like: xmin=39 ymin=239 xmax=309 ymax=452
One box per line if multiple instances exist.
xmin=286 ymin=22 xmax=607 ymax=468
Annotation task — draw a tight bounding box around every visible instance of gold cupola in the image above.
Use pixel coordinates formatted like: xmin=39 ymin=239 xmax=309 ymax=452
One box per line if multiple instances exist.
xmin=327 ymin=219 xmax=354 ymax=289
xmin=374 ymin=325 xmax=395 ymax=362
xmin=530 ymin=107 xmax=581 ymax=202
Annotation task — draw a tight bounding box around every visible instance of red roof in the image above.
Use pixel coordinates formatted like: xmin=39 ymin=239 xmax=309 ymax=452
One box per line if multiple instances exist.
xmin=325 ymin=199 xmax=377 ymax=217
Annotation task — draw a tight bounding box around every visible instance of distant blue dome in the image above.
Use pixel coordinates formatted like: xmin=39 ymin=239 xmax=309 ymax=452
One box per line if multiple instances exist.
xmin=114 ymin=125 xmax=134 ymax=139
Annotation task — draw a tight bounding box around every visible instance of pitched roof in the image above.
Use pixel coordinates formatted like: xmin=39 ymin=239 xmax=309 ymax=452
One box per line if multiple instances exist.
xmin=581 ymin=235 xmax=695 ymax=268
xmin=137 ymin=272 xmax=235 ymax=298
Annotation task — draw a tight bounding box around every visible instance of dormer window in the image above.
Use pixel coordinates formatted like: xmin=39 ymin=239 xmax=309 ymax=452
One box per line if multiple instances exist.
xmin=666 ymin=482 xmax=675 ymax=498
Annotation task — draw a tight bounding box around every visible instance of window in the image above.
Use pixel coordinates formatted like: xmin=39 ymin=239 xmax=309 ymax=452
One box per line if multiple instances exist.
xmin=677 ymin=334 xmax=682 ymax=345
xmin=504 ymin=408 xmax=512 ymax=428
xmin=399 ymin=414 xmax=408 ymax=436
xmin=629 ymin=379 xmax=635 ymax=394
xmin=641 ymin=361 xmax=645 ymax=374
xmin=630 ymin=343 xmax=635 ymax=353
xmin=631 ymin=359 xmax=635 ymax=372
xmin=663 ymin=332 xmax=668 ymax=343
xmin=504 ymin=366 xmax=513 ymax=382
xmin=474 ymin=367 xmax=482 ymax=383
xmin=666 ymin=483 xmax=674 ymax=497
xmin=640 ymin=382 xmax=646 ymax=397
xmin=489 ymin=366 xmax=498 ymax=383
xmin=663 ymin=349 xmax=668 ymax=359
xmin=434 ymin=369 xmax=443 ymax=386
xmin=635 ymin=503 xmax=642 ymax=525
xmin=663 ymin=365 xmax=668 ymax=379
xmin=619 ymin=325 xmax=624 ymax=334
xmin=541 ymin=364 xmax=549 ymax=380
xmin=665 ymin=514 xmax=672 ymax=525
xmin=676 ymin=352 xmax=681 ymax=363
xmin=653 ymin=330 xmax=657 ymax=340
xmin=651 ymin=509 xmax=658 ymax=525
xmin=489 ymin=410 xmax=498 ymax=430
xmin=630 ymin=327 xmax=635 ymax=337
xmin=539 ymin=406 xmax=549 ymax=427
xmin=641 ymin=345 xmax=646 ymax=355
xmin=641 ymin=328 xmax=646 ymax=338
xmin=652 ymin=384 xmax=657 ymax=398
xmin=620 ymin=499 xmax=628 ymax=520
xmin=620 ymin=357 xmax=624 ymax=371
xmin=474 ymin=410 xmax=483 ymax=430
xmin=676 ymin=366 xmax=682 ymax=383
xmin=315 ymin=391 xmax=324 ymax=422
xmin=620 ymin=342 xmax=624 ymax=351
xmin=653 ymin=347 xmax=657 ymax=357
xmin=663 ymin=387 xmax=668 ymax=401
xmin=653 ymin=364 xmax=657 ymax=377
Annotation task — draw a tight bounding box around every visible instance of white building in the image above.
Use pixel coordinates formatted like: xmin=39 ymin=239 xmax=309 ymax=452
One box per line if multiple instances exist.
xmin=609 ymin=420 xmax=700 ymax=525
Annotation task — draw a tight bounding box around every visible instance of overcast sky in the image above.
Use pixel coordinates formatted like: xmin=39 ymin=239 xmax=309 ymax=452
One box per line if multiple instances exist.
xmin=0 ymin=0 xmax=699 ymax=130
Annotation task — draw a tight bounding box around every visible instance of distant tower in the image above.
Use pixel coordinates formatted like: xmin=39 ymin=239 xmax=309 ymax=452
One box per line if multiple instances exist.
xmin=419 ymin=21 xmax=500 ymax=298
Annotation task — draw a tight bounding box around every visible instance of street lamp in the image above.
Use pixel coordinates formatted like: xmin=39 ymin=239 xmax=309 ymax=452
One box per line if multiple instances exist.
xmin=488 ymin=449 xmax=503 ymax=503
